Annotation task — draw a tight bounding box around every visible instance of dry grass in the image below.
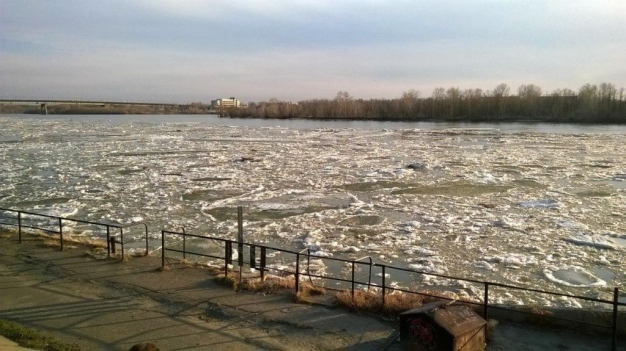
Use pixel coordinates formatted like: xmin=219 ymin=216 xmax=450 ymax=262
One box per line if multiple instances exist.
xmin=30 ymin=232 xmax=108 ymax=250
xmin=301 ymin=283 xmax=326 ymax=296
xmin=216 ymin=274 xmax=297 ymax=294
xmin=295 ymin=284 xmax=327 ymax=303
xmin=0 ymin=227 xmax=14 ymax=238
xmin=0 ymin=318 xmax=84 ymax=351
xmin=336 ymin=290 xmax=427 ymax=317
xmin=84 ymin=247 xmax=108 ymax=260
xmin=214 ymin=273 xmax=329 ymax=304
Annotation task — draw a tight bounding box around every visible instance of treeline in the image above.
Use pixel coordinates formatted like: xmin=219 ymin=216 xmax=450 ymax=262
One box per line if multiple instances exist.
xmin=0 ymin=103 xmax=212 ymax=115
xmin=223 ymin=83 xmax=626 ymax=123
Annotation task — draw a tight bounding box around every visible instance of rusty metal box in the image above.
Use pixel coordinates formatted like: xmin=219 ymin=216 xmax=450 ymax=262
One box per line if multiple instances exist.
xmin=399 ymin=301 xmax=487 ymax=351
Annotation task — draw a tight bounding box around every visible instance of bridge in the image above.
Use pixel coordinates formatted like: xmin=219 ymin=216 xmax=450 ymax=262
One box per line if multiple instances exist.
xmin=0 ymin=99 xmax=184 ymax=115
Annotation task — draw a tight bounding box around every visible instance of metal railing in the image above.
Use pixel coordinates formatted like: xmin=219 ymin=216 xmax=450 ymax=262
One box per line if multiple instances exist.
xmin=0 ymin=207 xmax=622 ymax=350
xmin=160 ymin=228 xmax=625 ymax=351
xmin=0 ymin=207 xmax=147 ymax=259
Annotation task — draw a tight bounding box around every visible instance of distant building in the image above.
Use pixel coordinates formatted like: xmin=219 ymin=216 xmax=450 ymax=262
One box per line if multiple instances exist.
xmin=211 ymin=97 xmax=242 ymax=108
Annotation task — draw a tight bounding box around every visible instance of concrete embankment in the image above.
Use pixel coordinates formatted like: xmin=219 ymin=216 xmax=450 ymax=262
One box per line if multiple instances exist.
xmin=0 ymin=234 xmax=620 ymax=351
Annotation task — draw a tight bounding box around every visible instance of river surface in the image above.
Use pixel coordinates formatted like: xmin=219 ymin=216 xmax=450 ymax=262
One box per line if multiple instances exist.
xmin=0 ymin=114 xmax=624 ymax=307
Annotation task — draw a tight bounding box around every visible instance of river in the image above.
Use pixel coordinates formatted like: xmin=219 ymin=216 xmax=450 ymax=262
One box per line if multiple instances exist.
xmin=0 ymin=114 xmax=624 ymax=307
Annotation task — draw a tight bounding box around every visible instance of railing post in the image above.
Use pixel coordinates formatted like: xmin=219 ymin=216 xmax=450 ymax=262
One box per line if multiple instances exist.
xmin=295 ymin=253 xmax=300 ymax=293
xmin=484 ymin=282 xmax=489 ymax=320
xmin=106 ymin=225 xmax=111 ymax=258
xmin=260 ymin=246 xmax=266 ymax=281
xmin=120 ymin=228 xmax=124 ymax=260
xmin=367 ymin=258 xmax=373 ymax=291
xmin=250 ymin=245 xmax=256 ymax=269
xmin=161 ymin=230 xmax=165 ymax=268
xmin=18 ymin=212 xmax=22 ymax=243
xmin=225 ymin=241 xmax=231 ymax=278
xmin=381 ymin=265 xmax=386 ymax=307
xmin=58 ymin=218 xmax=63 ymax=251
xmin=144 ymin=223 xmax=148 ymax=256
xmin=613 ymin=287 xmax=619 ymax=351
xmin=182 ymin=228 xmax=186 ymax=260
xmin=351 ymin=261 xmax=355 ymax=300
xmin=110 ymin=237 xmax=116 ymax=254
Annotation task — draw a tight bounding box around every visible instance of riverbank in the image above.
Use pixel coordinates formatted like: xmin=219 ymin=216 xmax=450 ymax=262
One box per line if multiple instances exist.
xmin=0 ymin=232 xmax=620 ymax=350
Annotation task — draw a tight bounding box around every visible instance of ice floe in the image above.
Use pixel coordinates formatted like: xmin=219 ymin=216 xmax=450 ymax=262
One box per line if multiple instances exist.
xmin=518 ymin=199 xmax=559 ymax=209
xmin=563 ymin=234 xmax=618 ymax=250
xmin=544 ymin=265 xmax=607 ymax=287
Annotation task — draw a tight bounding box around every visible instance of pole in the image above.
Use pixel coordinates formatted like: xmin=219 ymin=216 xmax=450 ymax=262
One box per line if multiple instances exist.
xmin=106 ymin=225 xmax=110 ymax=258
xmin=120 ymin=228 xmax=124 ymax=260
xmin=260 ymin=246 xmax=266 ymax=281
xmin=484 ymin=283 xmax=489 ymax=320
xmin=58 ymin=218 xmax=63 ymax=251
xmin=161 ymin=230 xmax=165 ymax=268
xmin=351 ymin=261 xmax=355 ymax=300
xmin=182 ymin=228 xmax=186 ymax=260
xmin=612 ymin=287 xmax=619 ymax=351
xmin=18 ymin=212 xmax=22 ymax=243
xmin=225 ymin=241 xmax=231 ymax=278
xmin=381 ymin=265 xmax=386 ymax=307
xmin=295 ymin=253 xmax=300 ymax=293
xmin=237 ymin=206 xmax=243 ymax=281
xmin=144 ymin=223 xmax=148 ymax=256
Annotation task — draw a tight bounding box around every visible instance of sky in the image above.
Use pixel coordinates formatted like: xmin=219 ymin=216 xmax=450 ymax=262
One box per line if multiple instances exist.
xmin=1 ymin=0 xmax=625 ymax=103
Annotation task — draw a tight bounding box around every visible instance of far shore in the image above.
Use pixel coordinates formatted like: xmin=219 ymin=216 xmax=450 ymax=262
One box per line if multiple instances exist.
xmin=1 ymin=103 xmax=625 ymax=125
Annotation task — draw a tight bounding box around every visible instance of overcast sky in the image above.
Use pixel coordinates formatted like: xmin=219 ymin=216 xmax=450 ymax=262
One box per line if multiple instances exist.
xmin=1 ymin=0 xmax=625 ymax=103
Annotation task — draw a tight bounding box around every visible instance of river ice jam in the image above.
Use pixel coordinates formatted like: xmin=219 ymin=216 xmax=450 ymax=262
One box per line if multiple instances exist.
xmin=0 ymin=115 xmax=624 ymax=307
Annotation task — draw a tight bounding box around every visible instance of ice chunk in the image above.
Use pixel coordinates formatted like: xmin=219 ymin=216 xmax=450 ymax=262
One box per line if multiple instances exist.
xmin=544 ymin=266 xmax=607 ymax=287
xmin=563 ymin=234 xmax=617 ymax=250
xmin=343 ymin=246 xmax=361 ymax=253
xmin=474 ymin=261 xmax=495 ymax=271
xmin=409 ymin=260 xmax=446 ymax=275
xmin=556 ymin=219 xmax=589 ymax=231
xmin=518 ymin=199 xmax=558 ymax=209
xmin=399 ymin=221 xmax=421 ymax=232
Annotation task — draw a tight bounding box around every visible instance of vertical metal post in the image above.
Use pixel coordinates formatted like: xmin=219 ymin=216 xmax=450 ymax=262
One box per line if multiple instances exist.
xmin=381 ymin=265 xmax=386 ymax=307
xmin=106 ymin=225 xmax=111 ymax=258
xmin=484 ymin=283 xmax=490 ymax=320
xmin=225 ymin=241 xmax=231 ymax=278
xmin=18 ymin=212 xmax=22 ymax=243
xmin=110 ymin=237 xmax=116 ymax=254
xmin=144 ymin=224 xmax=148 ymax=256
xmin=161 ymin=230 xmax=165 ymax=268
xmin=182 ymin=228 xmax=186 ymax=260
xmin=613 ymin=287 xmax=619 ymax=351
xmin=295 ymin=253 xmax=300 ymax=293
xmin=367 ymin=258 xmax=373 ymax=291
xmin=351 ymin=261 xmax=355 ymax=300
xmin=250 ymin=245 xmax=256 ymax=269
xmin=260 ymin=246 xmax=266 ymax=281
xmin=58 ymin=218 xmax=63 ymax=251
xmin=120 ymin=228 xmax=124 ymax=260
xmin=237 ymin=206 xmax=244 ymax=281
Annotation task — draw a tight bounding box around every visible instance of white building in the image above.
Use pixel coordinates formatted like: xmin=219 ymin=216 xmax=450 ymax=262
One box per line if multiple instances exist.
xmin=211 ymin=97 xmax=241 ymax=108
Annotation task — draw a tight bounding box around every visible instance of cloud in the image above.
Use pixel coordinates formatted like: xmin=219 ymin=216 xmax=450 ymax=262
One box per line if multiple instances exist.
xmin=1 ymin=0 xmax=625 ymax=102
